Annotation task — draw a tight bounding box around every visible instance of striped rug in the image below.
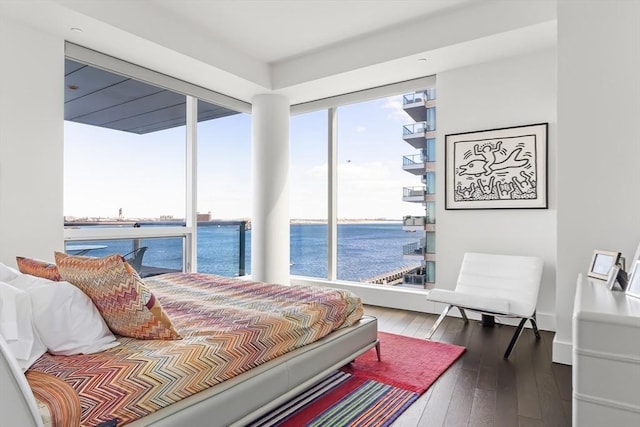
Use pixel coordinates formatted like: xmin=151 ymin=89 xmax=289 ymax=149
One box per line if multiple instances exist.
xmin=251 ymin=332 xmax=465 ymax=427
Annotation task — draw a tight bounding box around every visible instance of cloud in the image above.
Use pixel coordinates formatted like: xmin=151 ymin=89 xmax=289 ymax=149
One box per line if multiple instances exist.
xmin=381 ymin=95 xmax=411 ymax=122
xmin=355 ymin=125 xmax=366 ymax=133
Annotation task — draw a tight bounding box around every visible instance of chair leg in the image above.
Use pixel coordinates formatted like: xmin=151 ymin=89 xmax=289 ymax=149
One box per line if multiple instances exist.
xmin=530 ymin=313 xmax=540 ymax=340
xmin=375 ymin=340 xmax=381 ymax=361
xmin=503 ymin=318 xmax=527 ymax=359
xmin=458 ymin=307 xmax=469 ymax=323
xmin=426 ymin=305 xmax=452 ymax=340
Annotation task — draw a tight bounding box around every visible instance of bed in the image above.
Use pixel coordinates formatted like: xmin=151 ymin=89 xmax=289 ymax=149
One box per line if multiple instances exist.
xmin=0 ymin=262 xmax=378 ymax=427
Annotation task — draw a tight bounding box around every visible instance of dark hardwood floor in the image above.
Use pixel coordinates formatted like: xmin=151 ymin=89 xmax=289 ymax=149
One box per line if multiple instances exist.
xmin=363 ymin=305 xmax=572 ymax=427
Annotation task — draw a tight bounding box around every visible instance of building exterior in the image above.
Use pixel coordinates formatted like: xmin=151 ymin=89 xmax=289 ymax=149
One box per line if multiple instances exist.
xmin=401 ymin=88 xmax=436 ymax=289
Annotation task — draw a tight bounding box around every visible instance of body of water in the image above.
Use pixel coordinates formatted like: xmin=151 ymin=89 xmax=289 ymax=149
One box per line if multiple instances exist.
xmin=69 ymin=223 xmax=422 ymax=282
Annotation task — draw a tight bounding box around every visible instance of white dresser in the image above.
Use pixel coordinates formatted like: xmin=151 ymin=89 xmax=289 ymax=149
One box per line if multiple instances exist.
xmin=573 ymin=274 xmax=640 ymax=426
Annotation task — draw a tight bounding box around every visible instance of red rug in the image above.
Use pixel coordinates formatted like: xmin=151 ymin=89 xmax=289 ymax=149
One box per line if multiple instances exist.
xmin=251 ymin=332 xmax=465 ymax=426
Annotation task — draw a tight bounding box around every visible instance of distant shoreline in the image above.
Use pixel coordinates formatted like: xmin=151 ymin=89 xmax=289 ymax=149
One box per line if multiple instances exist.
xmin=64 ymin=218 xmax=403 ymax=225
xmin=290 ymin=219 xmax=402 ymax=225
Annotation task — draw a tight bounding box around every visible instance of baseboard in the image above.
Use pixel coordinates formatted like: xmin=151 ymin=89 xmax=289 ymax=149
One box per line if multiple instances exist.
xmin=552 ymin=336 xmax=573 ymax=365
xmin=291 ymin=276 xmax=557 ymax=332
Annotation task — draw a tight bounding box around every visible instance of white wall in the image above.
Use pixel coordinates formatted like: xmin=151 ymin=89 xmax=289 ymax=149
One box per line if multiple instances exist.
xmin=0 ymin=18 xmax=64 ymax=265
xmin=555 ymin=0 xmax=640 ymax=365
xmin=435 ymin=49 xmax=558 ymax=330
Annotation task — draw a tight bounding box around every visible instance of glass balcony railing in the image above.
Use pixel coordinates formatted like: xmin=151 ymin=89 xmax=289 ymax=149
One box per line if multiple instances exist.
xmin=64 ymin=220 xmax=249 ymax=278
xmin=402 ymin=234 xmax=435 ymax=256
xmin=403 ymin=273 xmax=425 ymax=286
xmin=64 ymin=236 xmax=185 ymax=278
xmin=402 ymin=153 xmax=425 ymax=166
xmin=402 ymin=121 xmax=435 ymax=136
xmin=403 ymin=215 xmax=426 ymax=227
xmin=402 ymin=88 xmax=436 ymax=105
xmin=402 ymin=259 xmax=435 ymax=287
xmin=402 ymin=237 xmax=426 ymax=256
xmin=403 ymin=186 xmax=426 ymax=199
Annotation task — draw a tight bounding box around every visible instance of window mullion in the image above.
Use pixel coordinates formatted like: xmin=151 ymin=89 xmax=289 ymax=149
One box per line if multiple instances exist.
xmin=327 ymin=107 xmax=337 ymax=281
xmin=185 ymin=96 xmax=198 ymax=272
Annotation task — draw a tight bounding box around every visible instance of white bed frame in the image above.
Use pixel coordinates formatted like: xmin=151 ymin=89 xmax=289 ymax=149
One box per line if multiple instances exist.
xmin=0 ymin=315 xmax=378 ymax=427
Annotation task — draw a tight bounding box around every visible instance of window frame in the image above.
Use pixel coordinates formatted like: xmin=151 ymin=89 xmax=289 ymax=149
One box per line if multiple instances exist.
xmin=63 ymin=43 xmax=250 ymax=272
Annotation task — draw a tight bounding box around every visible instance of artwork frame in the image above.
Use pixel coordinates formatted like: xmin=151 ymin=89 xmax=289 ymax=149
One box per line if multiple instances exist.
xmin=587 ymin=249 xmax=621 ymax=281
xmin=626 ymin=260 xmax=640 ymax=299
xmin=445 ymin=123 xmax=548 ymax=210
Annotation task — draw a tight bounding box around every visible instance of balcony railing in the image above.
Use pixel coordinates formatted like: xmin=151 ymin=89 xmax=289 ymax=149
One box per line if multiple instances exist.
xmin=64 ymin=220 xmax=248 ymax=277
xmin=402 ymin=153 xmax=424 ymax=166
xmin=402 ymin=234 xmax=436 ymax=256
xmin=403 ymin=273 xmax=425 ymax=286
xmin=402 ymin=238 xmax=425 ymax=255
xmin=402 ymin=88 xmax=436 ymax=105
xmin=403 ymin=215 xmax=426 ymax=227
xmin=402 ymin=121 xmax=435 ymax=136
xmin=403 ymin=186 xmax=426 ymax=199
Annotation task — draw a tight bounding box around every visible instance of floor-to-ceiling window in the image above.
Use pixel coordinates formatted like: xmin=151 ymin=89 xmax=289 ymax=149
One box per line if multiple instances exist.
xmin=289 ymin=77 xmax=436 ymax=291
xmin=63 ymin=45 xmax=250 ymax=276
xmin=335 ymin=97 xmax=424 ymax=284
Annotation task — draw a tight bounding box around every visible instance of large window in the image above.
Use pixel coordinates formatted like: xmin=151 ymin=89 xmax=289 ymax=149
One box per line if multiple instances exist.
xmin=63 ymin=47 xmax=250 ymax=276
xmin=289 ymin=80 xmax=436 ymax=289
xmin=336 ymin=97 xmax=424 ymax=284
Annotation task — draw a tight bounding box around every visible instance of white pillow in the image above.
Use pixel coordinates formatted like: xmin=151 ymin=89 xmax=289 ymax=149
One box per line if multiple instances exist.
xmin=0 ymin=281 xmax=46 ymax=371
xmin=0 ymin=262 xmax=21 ymax=282
xmin=9 ymin=275 xmax=119 ymax=356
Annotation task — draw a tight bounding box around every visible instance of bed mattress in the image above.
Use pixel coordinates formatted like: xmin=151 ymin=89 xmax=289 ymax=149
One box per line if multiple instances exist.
xmin=26 ymin=273 xmax=365 ymax=426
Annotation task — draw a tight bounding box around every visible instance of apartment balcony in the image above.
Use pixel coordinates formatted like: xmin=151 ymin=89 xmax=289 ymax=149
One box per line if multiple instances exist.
xmin=402 ymin=239 xmax=425 ymax=257
xmin=402 ymin=90 xmax=436 ymax=122
xmin=402 ymin=121 xmax=436 ymax=149
xmin=402 ymin=215 xmax=425 ymax=232
xmin=402 ymin=153 xmax=426 ymax=175
xmin=402 ymin=186 xmax=426 ymax=202
xmin=402 ymin=232 xmax=435 ymax=257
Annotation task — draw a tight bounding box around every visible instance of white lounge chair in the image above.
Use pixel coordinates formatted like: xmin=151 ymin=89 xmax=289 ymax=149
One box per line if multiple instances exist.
xmin=426 ymin=252 xmax=544 ymax=359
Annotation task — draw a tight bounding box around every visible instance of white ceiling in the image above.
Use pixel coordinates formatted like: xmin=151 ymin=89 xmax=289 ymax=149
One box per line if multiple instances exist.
xmin=1 ymin=0 xmax=557 ymax=105
xmin=150 ymin=0 xmax=478 ymax=64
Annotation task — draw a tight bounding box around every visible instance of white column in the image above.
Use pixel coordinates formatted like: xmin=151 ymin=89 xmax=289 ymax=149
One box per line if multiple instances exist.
xmin=251 ymin=94 xmax=290 ymax=284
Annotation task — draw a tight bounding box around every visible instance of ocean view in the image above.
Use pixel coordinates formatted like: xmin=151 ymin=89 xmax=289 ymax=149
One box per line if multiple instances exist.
xmin=68 ymin=223 xmax=422 ymax=282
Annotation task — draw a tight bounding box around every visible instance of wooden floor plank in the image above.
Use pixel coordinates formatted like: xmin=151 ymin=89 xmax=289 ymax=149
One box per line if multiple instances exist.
xmin=442 ymin=367 xmax=477 ymax=426
xmin=360 ymin=305 xmax=572 ymax=427
xmin=514 ymin=331 xmax=543 ymax=420
xmin=469 ymin=387 xmax=497 ymax=427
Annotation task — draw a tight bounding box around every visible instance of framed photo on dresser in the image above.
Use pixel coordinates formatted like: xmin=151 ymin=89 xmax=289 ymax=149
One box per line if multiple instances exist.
xmin=587 ymin=249 xmax=621 ymax=280
xmin=626 ymin=260 xmax=640 ymax=299
xmin=606 ymin=265 xmax=621 ymax=290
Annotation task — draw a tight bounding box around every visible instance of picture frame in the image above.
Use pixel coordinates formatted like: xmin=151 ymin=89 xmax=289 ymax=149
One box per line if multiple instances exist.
xmin=445 ymin=123 xmax=548 ymax=210
xmin=631 ymin=242 xmax=640 ymax=269
xmin=626 ymin=260 xmax=640 ymax=299
xmin=606 ymin=264 xmax=620 ymax=290
xmin=587 ymin=249 xmax=621 ymax=280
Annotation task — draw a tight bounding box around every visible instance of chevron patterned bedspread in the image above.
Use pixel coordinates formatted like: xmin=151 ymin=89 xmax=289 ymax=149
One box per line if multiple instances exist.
xmin=27 ymin=273 xmax=364 ymax=426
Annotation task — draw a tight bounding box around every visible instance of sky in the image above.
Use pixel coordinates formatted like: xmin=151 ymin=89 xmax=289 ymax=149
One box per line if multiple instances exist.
xmin=64 ymin=94 xmax=427 ymax=220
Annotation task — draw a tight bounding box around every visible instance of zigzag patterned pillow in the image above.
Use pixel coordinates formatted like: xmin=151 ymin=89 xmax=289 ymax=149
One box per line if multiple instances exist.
xmin=54 ymin=252 xmax=180 ymax=340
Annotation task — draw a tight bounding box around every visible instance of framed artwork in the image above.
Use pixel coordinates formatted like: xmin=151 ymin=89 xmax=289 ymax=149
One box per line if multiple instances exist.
xmin=626 ymin=260 xmax=640 ymax=299
xmin=445 ymin=123 xmax=548 ymax=210
xmin=587 ymin=249 xmax=621 ymax=281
